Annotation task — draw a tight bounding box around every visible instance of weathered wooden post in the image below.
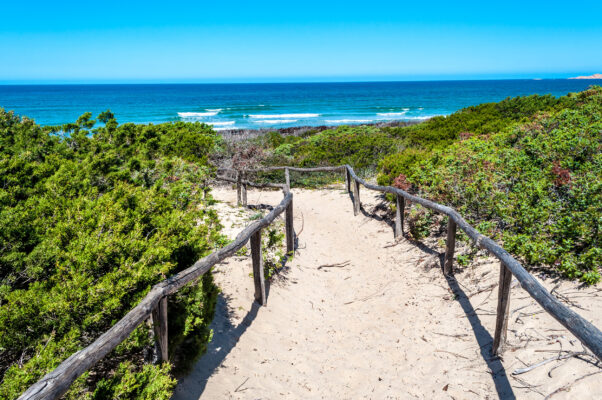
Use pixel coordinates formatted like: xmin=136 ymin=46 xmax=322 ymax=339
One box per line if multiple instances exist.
xmin=345 ymin=168 xmax=351 ymax=193
xmin=353 ymin=180 xmax=360 ymax=216
xmin=285 ymin=167 xmax=291 ymax=191
xmin=394 ymin=194 xmax=405 ymax=238
xmin=443 ymin=218 xmax=456 ymax=275
xmin=250 ymin=230 xmax=267 ymax=305
xmin=285 ymin=198 xmax=294 ymax=254
xmin=492 ymin=262 xmax=513 ymax=356
xmin=241 ymin=171 xmax=248 ymax=206
xmin=151 ymin=297 xmax=168 ymax=362
xmin=236 ymin=170 xmax=242 ymax=206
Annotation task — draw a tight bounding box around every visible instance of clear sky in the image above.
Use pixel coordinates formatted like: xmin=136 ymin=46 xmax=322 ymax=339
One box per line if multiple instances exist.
xmin=1 ymin=0 xmax=601 ymax=83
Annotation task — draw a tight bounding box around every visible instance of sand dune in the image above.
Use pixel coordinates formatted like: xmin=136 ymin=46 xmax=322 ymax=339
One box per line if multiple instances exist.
xmin=173 ymin=186 xmax=602 ymax=399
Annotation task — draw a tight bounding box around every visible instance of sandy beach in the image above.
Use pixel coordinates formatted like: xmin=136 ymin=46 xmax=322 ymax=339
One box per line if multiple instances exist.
xmin=173 ymin=185 xmax=602 ymax=399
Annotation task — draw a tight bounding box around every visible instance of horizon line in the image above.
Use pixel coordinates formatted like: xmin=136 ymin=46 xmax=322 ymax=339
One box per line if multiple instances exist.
xmin=1 ymin=76 xmax=599 ymax=86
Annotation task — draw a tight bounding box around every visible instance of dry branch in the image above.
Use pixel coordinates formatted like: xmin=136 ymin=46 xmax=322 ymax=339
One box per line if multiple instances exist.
xmin=512 ymin=351 xmax=593 ymax=375
xmin=317 ymin=261 xmax=351 ymax=270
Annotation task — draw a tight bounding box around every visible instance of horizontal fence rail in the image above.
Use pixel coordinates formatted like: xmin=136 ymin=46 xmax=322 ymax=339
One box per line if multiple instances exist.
xmin=19 ymin=191 xmax=294 ymax=400
xmin=21 ymin=163 xmax=602 ymax=399
xmin=220 ymin=165 xmax=602 ymax=360
xmin=342 ymin=165 xmax=602 ymax=359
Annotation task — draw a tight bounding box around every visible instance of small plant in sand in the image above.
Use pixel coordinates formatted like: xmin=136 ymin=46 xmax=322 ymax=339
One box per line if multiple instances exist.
xmin=262 ymin=226 xmax=286 ymax=279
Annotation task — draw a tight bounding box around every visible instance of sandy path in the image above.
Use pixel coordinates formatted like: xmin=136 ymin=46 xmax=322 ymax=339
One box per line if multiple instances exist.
xmin=173 ymin=186 xmax=602 ymax=400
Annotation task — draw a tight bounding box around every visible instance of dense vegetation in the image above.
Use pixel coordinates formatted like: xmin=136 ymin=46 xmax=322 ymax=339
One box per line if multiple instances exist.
xmin=1 ymin=85 xmax=600 ymax=399
xmin=411 ymin=88 xmax=602 ymax=283
xmin=252 ymin=94 xmax=576 ymax=176
xmin=246 ymin=88 xmax=601 ymax=283
xmin=0 ymin=111 xmax=223 ymax=399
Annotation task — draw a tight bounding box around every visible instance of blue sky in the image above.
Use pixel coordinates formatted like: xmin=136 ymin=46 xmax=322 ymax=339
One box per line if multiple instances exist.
xmin=1 ymin=0 xmax=601 ymax=83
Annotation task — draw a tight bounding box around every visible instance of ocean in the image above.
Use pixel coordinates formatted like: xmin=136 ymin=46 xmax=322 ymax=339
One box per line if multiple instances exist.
xmin=0 ymin=80 xmax=599 ymax=130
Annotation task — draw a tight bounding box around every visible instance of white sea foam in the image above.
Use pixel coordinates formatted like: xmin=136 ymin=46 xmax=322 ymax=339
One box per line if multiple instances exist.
xmin=248 ymin=113 xmax=319 ymax=119
xmin=213 ymin=126 xmax=235 ymax=131
xmin=254 ymin=119 xmax=298 ymax=124
xmin=205 ymin=108 xmax=223 ymax=112
xmin=405 ymin=115 xmax=439 ymax=120
xmin=325 ymin=119 xmax=373 ymax=123
xmin=178 ymin=111 xmax=218 ymax=118
xmin=207 ymin=121 xmax=235 ymax=126
xmin=377 ymin=111 xmax=407 ymax=116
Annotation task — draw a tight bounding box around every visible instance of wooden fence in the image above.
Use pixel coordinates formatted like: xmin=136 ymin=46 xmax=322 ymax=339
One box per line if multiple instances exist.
xmin=18 ymin=164 xmax=602 ymax=399
xmin=19 ymin=187 xmax=294 ymax=400
xmin=221 ymin=165 xmax=602 ymax=361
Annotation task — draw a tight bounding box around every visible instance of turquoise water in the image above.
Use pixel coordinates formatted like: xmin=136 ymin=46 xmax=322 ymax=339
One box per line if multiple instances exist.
xmin=0 ymin=80 xmax=599 ymax=130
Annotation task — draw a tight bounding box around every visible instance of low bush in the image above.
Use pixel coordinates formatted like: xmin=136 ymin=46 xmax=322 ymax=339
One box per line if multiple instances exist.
xmin=410 ymin=87 xmax=602 ymax=283
xmin=0 ymin=110 xmax=222 ymax=398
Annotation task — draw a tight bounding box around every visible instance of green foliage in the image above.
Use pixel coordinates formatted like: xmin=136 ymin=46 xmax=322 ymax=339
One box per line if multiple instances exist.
xmin=377 ymin=149 xmax=429 ymax=186
xmin=0 ymin=110 xmax=221 ymax=398
xmin=167 ymin=274 xmax=218 ymax=373
xmin=410 ymin=87 xmax=602 ymax=283
xmin=92 ymin=362 xmax=176 ymax=400
xmin=407 ymin=206 xmax=435 ymax=241
xmin=377 ymin=92 xmax=578 ymax=185
xmin=249 ymin=94 xmax=575 ymax=189
xmin=0 ymin=330 xmax=81 ymax=399
xmin=261 ymin=125 xmax=396 ymax=172
xmin=244 ymin=125 xmax=398 ymax=187
xmin=250 ymin=87 xmax=601 ymax=284
xmin=263 ymin=227 xmax=285 ymax=279
xmin=292 ymin=126 xmax=396 ymax=169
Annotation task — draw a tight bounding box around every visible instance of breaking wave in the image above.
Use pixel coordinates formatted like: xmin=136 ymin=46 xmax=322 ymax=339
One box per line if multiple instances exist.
xmin=254 ymin=119 xmax=298 ymax=124
xmin=248 ymin=113 xmax=319 ymax=119
xmin=377 ymin=111 xmax=407 ymax=116
xmin=178 ymin=111 xmax=218 ymax=118
xmin=404 ymin=115 xmax=438 ymax=120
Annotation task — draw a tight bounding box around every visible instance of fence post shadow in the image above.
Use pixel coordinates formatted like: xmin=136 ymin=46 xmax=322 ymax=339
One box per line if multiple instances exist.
xmin=173 ymin=293 xmax=261 ymax=399
xmin=344 ymin=183 xmax=515 ymax=397
xmin=389 ymin=232 xmax=516 ymax=398
xmin=443 ymin=273 xmax=516 ymax=399
xmin=348 ymin=189 xmax=396 ymax=235
xmin=359 ymin=199 xmax=396 ymax=233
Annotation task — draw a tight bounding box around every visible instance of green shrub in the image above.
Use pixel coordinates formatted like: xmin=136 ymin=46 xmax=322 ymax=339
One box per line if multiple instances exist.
xmin=92 ymin=362 xmax=176 ymax=400
xmin=250 ymin=87 xmax=601 ymax=284
xmin=377 ymin=149 xmax=430 ymax=186
xmin=0 ymin=110 xmax=221 ymax=398
xmin=263 ymin=227 xmax=286 ymax=279
xmin=376 ymin=93 xmax=579 ymax=185
xmin=260 ymin=125 xmax=397 ymax=172
xmin=407 ymin=206 xmax=435 ymax=240
xmin=410 ymin=87 xmax=602 ymax=283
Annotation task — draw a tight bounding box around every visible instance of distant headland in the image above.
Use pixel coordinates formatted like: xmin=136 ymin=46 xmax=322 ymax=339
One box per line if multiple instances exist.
xmin=569 ymin=73 xmax=602 ymax=79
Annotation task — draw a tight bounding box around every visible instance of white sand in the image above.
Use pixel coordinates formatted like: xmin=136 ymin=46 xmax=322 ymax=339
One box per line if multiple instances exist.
xmin=173 ymin=186 xmax=602 ymax=399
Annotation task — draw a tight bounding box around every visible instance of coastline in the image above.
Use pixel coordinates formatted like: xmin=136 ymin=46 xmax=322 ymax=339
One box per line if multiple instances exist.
xmin=2 ymin=79 xmax=596 ymax=127
xmin=216 ymin=119 xmax=422 ymax=141
xmin=568 ymin=73 xmax=602 ymax=80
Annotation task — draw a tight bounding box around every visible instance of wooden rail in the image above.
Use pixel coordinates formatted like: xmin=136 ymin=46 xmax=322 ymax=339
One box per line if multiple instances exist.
xmin=20 ymin=163 xmax=602 ymax=399
xmin=18 ymin=189 xmax=294 ymax=400
xmin=222 ymin=165 xmax=602 ymax=360
xmin=341 ymin=165 xmax=602 ymax=359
